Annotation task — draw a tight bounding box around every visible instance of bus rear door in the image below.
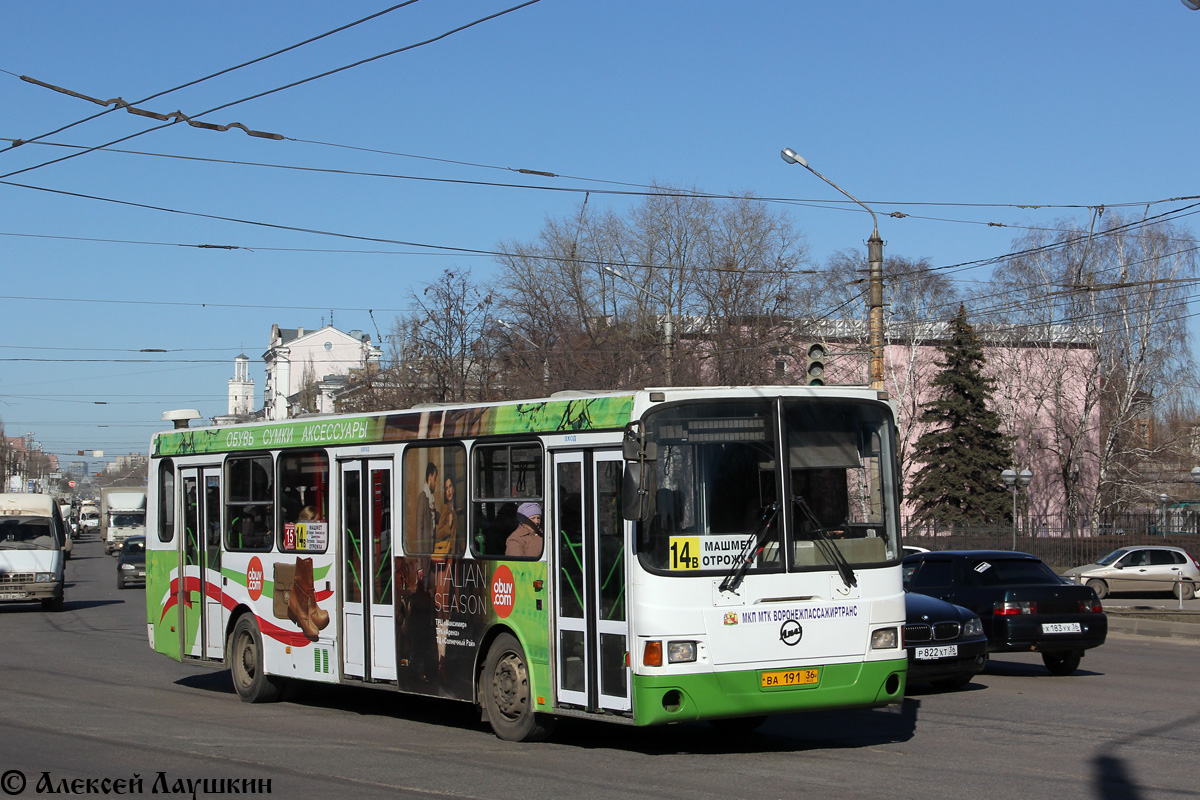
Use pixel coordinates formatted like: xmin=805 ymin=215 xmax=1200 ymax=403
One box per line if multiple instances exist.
xmin=339 ymin=459 xmax=396 ymax=681
xmin=179 ymin=466 xmax=223 ymax=660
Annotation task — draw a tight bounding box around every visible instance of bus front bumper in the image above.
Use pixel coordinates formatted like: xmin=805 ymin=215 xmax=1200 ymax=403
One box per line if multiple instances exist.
xmin=630 ymin=659 xmax=907 ymax=727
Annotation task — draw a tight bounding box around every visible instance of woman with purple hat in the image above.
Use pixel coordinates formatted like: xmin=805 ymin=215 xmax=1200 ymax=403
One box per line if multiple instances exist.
xmin=505 ymin=502 xmax=544 ymax=557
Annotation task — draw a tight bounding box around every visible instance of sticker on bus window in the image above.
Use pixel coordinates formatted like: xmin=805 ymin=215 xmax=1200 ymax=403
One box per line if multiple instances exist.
xmin=669 ymin=536 xmax=701 ymax=570
xmin=284 ymin=521 xmax=328 ymax=552
xmin=669 ymin=534 xmax=758 ymax=571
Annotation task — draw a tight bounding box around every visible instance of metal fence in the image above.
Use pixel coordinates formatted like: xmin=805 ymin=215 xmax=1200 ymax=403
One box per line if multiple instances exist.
xmin=902 ymin=515 xmax=1200 ymax=571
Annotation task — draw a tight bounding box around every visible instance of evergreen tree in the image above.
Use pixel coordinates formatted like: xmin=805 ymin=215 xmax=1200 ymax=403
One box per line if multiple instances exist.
xmin=910 ymin=306 xmax=1013 ymax=527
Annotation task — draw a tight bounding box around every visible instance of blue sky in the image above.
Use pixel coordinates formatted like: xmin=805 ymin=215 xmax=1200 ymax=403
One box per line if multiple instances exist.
xmin=2 ymin=1 xmax=1198 ymax=470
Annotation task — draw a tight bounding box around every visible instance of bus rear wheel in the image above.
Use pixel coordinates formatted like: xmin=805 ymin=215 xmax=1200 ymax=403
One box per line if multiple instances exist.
xmin=229 ymin=615 xmax=283 ymax=703
xmin=482 ymin=633 xmax=555 ymax=742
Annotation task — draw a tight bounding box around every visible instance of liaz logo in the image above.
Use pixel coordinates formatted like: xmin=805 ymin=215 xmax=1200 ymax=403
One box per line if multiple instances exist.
xmin=247 ymin=557 xmax=264 ymax=601
xmin=491 ymin=565 xmax=515 ymax=618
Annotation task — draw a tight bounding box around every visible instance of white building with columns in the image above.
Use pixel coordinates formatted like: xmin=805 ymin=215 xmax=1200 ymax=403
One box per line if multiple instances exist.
xmin=262 ymin=324 xmax=382 ymax=420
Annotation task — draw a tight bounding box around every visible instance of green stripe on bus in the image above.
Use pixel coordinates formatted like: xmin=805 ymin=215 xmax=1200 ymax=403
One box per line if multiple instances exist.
xmin=152 ymin=396 xmax=634 ymax=457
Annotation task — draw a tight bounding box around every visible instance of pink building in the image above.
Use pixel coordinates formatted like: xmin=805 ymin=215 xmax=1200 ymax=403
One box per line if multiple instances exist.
xmin=813 ymin=322 xmax=1100 ymax=532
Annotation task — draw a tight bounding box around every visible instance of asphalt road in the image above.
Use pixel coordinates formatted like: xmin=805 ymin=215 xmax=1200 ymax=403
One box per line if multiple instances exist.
xmin=1 ymin=533 xmax=1197 ymax=800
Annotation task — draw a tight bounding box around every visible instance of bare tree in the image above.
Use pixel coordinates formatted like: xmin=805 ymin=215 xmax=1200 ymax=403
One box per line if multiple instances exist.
xmin=295 ymin=359 xmax=319 ymax=415
xmin=689 ymin=193 xmax=811 ymax=384
xmin=402 ymin=268 xmax=498 ymax=404
xmin=494 ymin=188 xmax=810 ymax=390
xmin=495 ymin=200 xmax=640 ymax=394
xmin=979 ymin=211 xmax=1198 ymax=526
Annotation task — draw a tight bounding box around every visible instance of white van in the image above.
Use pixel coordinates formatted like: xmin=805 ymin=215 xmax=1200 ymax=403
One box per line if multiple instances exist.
xmin=0 ymin=493 xmax=67 ymax=611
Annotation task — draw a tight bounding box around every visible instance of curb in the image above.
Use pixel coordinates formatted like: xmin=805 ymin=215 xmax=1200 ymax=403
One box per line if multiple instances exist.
xmin=1106 ymin=615 xmax=1200 ymax=642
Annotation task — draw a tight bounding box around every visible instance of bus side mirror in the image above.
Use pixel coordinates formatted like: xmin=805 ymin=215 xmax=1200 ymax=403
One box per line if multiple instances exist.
xmin=622 ymin=421 xmax=656 ymax=462
xmin=622 ymin=421 xmax=655 ymax=522
xmin=622 ymin=462 xmax=646 ymax=522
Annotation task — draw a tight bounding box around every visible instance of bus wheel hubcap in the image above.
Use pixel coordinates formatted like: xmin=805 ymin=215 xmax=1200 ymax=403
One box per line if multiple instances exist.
xmin=493 ymin=652 xmax=528 ymax=719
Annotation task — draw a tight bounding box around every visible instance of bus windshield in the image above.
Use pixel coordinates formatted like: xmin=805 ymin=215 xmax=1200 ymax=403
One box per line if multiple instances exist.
xmin=637 ymin=398 xmax=899 ymax=576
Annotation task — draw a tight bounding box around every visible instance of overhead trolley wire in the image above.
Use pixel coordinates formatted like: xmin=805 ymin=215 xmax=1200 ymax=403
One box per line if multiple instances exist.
xmin=1 ymin=1 xmax=540 ymax=181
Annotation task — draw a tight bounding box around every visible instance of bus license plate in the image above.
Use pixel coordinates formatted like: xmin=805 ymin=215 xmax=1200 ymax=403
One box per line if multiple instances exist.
xmin=761 ymin=668 xmax=819 ymax=688
xmin=1042 ymin=622 xmax=1081 ymax=634
xmin=914 ymin=645 xmax=958 ymax=660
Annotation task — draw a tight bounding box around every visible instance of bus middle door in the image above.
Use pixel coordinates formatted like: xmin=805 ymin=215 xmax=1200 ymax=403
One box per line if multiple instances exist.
xmin=552 ymin=450 xmax=631 ymax=713
xmin=339 ymin=459 xmax=396 ymax=682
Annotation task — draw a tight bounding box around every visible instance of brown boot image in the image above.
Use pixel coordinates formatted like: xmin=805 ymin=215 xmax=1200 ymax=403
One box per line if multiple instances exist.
xmin=288 ymin=557 xmax=320 ymax=642
xmin=301 ymin=557 xmax=330 ymax=631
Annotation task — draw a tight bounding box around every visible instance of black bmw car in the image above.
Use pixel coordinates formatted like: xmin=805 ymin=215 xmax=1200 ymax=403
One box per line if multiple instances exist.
xmin=904 ymin=592 xmax=988 ymax=690
xmin=903 ymin=550 xmax=1106 ymax=675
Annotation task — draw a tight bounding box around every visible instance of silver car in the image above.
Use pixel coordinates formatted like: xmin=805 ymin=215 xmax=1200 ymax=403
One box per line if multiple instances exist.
xmin=1063 ymin=545 xmax=1200 ymax=600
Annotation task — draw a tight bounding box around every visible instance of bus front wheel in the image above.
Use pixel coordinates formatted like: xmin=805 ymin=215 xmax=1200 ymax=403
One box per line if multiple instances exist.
xmin=229 ymin=615 xmax=283 ymax=703
xmin=482 ymin=633 xmax=556 ymax=742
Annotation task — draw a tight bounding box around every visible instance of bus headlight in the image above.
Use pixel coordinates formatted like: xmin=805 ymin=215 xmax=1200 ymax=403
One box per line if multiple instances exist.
xmin=35 ymin=572 xmax=55 ymax=583
xmin=870 ymin=627 xmax=898 ymax=650
xmin=667 ymin=641 xmax=697 ymax=664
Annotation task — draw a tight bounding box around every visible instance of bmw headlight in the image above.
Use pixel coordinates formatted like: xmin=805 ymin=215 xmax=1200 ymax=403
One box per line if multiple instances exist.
xmin=963 ymin=616 xmax=984 ymax=637
xmin=34 ymin=572 xmax=55 ymax=583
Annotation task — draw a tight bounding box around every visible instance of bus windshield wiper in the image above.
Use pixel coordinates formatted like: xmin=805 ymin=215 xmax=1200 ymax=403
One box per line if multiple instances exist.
xmin=719 ymin=503 xmax=779 ymax=594
xmin=792 ymin=495 xmax=858 ymax=588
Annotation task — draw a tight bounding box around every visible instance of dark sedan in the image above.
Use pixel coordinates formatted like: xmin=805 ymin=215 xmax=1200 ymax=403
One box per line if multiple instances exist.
xmin=904 ymin=592 xmax=988 ymax=690
xmin=116 ymin=536 xmax=146 ymax=589
xmin=902 ymin=550 xmax=1106 ymax=675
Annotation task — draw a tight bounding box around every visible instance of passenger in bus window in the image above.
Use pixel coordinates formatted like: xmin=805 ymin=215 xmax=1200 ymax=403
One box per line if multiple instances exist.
xmin=416 ymin=462 xmax=438 ymax=552
xmin=434 ymin=478 xmax=458 ymax=556
xmin=505 ymin=503 xmax=543 ymax=558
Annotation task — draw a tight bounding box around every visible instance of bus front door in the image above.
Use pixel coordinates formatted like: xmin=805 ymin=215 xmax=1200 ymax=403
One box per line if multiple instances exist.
xmin=179 ymin=466 xmax=223 ymax=661
xmin=340 ymin=459 xmax=396 ymax=681
xmin=552 ymin=450 xmax=631 ymax=712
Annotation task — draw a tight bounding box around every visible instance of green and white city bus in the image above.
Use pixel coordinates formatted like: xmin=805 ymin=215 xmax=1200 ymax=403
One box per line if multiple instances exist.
xmin=146 ymin=386 xmax=907 ymax=741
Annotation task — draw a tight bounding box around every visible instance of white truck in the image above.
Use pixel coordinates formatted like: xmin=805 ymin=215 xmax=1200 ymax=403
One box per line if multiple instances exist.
xmin=0 ymin=493 xmax=67 ymax=611
xmin=101 ymin=488 xmax=147 ymax=556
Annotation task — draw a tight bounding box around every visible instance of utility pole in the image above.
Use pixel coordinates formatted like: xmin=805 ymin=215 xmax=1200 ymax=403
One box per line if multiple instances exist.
xmin=868 ymin=230 xmax=885 ymax=390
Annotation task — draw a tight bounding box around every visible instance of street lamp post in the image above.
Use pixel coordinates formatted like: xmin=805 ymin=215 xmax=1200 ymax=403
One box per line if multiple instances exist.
xmin=496 ymin=319 xmax=549 ymax=389
xmin=781 ymin=148 xmax=885 ymax=390
xmin=1001 ymin=468 xmax=1033 ymax=550
xmin=604 ymin=266 xmax=674 ymax=385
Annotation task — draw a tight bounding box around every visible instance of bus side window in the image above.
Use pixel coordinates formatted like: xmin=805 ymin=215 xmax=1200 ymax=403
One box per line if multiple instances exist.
xmin=225 ymin=455 xmax=274 ymax=552
xmin=470 ymin=443 xmax=542 ymax=559
xmin=158 ymin=459 xmax=175 ymax=543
